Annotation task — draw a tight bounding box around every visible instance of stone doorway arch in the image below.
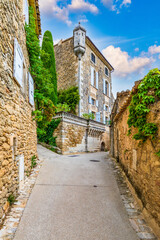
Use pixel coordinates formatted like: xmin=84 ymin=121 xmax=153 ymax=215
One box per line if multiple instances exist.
xmin=101 ymin=142 xmax=105 ymax=151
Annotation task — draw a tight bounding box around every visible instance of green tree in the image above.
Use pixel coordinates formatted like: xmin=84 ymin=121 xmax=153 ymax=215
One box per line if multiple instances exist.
xmin=25 ymin=7 xmax=56 ymax=140
xmin=42 ymin=31 xmax=57 ymax=105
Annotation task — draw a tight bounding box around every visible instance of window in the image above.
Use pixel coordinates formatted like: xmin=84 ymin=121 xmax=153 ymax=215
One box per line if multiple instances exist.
xmin=91 ymin=98 xmax=95 ymax=106
xmin=94 ymin=70 xmax=96 ymax=87
xmin=13 ymin=38 xmax=23 ymax=87
xmin=28 ymin=72 xmax=34 ymax=106
xmin=105 ymin=105 xmax=108 ymax=112
xmin=105 ymin=81 xmax=108 ymax=95
xmin=105 ymin=67 xmax=109 ymax=76
xmin=24 ymin=0 xmax=29 ymax=24
xmin=91 ymin=52 xmax=95 ymax=64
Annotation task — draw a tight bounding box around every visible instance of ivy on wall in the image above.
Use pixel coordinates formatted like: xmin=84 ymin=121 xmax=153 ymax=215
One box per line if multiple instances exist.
xmin=25 ymin=7 xmax=60 ymax=145
xmin=127 ymin=68 xmax=160 ymax=154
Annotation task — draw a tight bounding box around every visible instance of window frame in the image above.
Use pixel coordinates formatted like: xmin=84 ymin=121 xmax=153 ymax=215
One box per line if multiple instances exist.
xmin=91 ymin=52 xmax=96 ymax=64
xmin=105 ymin=66 xmax=109 ymax=77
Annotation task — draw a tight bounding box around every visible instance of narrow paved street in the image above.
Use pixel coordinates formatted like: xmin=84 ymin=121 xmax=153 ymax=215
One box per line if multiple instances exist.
xmin=14 ymin=145 xmax=138 ymax=240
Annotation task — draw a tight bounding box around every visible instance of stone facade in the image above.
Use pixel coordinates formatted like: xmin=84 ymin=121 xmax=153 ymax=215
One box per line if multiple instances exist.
xmin=54 ymin=29 xmax=114 ymax=124
xmin=0 ymin=0 xmax=41 ymax=223
xmin=53 ymin=112 xmax=106 ymax=154
xmin=110 ymin=82 xmax=160 ymax=234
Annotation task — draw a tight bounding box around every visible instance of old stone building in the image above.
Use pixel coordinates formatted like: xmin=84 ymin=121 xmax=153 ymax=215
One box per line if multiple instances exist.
xmin=54 ymin=24 xmax=114 ymax=124
xmin=0 ymin=0 xmax=41 ymax=222
xmin=110 ymin=82 xmax=160 ymax=235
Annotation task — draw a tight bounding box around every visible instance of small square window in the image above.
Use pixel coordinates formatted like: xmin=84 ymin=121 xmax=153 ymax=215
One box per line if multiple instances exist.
xmin=91 ymin=53 xmax=95 ymax=64
xmin=105 ymin=67 xmax=109 ymax=76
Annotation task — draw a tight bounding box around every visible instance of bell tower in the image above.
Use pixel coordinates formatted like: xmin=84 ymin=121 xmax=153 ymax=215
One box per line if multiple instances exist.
xmin=73 ymin=22 xmax=86 ymax=60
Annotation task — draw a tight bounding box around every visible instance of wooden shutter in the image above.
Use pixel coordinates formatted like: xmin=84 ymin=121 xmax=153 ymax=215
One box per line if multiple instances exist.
xmin=96 ymin=72 xmax=98 ymax=89
xmin=91 ymin=66 xmax=94 ymax=86
xmin=103 ymin=104 xmax=106 ymax=111
xmin=28 ymin=72 xmax=34 ymax=106
xmin=13 ymin=38 xmax=23 ymax=87
xmin=88 ymin=96 xmax=91 ymax=104
xmin=96 ymin=100 xmax=98 ymax=107
xmin=24 ymin=0 xmax=29 ymax=24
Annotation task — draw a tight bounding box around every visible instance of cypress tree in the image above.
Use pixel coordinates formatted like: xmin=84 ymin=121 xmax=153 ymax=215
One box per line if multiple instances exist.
xmin=41 ymin=31 xmax=57 ymax=105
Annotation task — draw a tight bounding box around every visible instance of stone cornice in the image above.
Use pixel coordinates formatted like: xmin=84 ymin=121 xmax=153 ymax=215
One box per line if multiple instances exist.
xmin=53 ymin=112 xmax=105 ymax=132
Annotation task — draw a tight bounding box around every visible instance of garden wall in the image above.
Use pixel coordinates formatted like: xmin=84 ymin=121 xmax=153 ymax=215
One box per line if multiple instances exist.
xmin=110 ymin=83 xmax=160 ymax=234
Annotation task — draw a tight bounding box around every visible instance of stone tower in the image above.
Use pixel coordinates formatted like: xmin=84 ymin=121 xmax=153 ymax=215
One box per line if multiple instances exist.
xmin=73 ymin=22 xmax=86 ymax=60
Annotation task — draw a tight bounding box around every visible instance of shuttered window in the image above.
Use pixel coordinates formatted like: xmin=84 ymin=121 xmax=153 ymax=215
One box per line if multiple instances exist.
xmin=24 ymin=0 xmax=29 ymax=24
xmin=96 ymin=112 xmax=101 ymax=122
xmin=13 ymin=38 xmax=23 ymax=87
xmin=28 ymin=72 xmax=34 ymax=106
xmin=91 ymin=66 xmax=94 ymax=86
xmin=96 ymin=100 xmax=98 ymax=107
xmin=96 ymin=72 xmax=98 ymax=89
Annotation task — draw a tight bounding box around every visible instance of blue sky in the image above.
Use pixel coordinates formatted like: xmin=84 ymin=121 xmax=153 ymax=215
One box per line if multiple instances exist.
xmin=39 ymin=0 xmax=160 ymax=97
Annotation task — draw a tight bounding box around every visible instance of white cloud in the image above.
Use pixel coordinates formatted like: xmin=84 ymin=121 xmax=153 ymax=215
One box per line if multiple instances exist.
xmin=148 ymin=45 xmax=160 ymax=55
xmin=134 ymin=48 xmax=139 ymax=52
xmin=68 ymin=0 xmax=98 ymax=14
xmin=102 ymin=45 xmax=154 ymax=77
xmin=78 ymin=15 xmax=88 ymax=23
xmin=120 ymin=0 xmax=131 ymax=7
xmin=102 ymin=0 xmax=131 ymax=13
xmin=39 ymin=0 xmax=98 ymax=25
xmin=39 ymin=0 xmax=71 ymax=25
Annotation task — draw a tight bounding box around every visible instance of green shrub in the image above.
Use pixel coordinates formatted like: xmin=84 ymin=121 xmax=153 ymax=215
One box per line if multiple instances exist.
xmin=57 ymin=86 xmax=80 ymax=114
xmin=56 ymin=103 xmax=71 ymax=112
xmin=8 ymin=194 xmax=16 ymax=205
xmin=31 ymin=155 xmax=37 ymax=169
xmin=82 ymin=113 xmax=95 ymax=120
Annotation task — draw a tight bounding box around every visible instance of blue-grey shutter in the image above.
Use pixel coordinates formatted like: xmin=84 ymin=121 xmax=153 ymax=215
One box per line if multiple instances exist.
xmin=103 ymin=104 xmax=105 ymax=111
xmin=108 ymin=82 xmax=110 ymax=97
xmin=96 ymin=100 xmax=98 ymax=107
xmin=96 ymin=112 xmax=101 ymax=122
xmin=91 ymin=66 xmax=94 ymax=86
xmin=88 ymin=96 xmax=91 ymax=104
xmin=96 ymin=72 xmax=98 ymax=89
xmin=28 ymin=72 xmax=34 ymax=106
xmin=24 ymin=0 xmax=29 ymax=24
xmin=13 ymin=38 xmax=23 ymax=87
xmin=103 ymin=79 xmax=105 ymax=94
xmin=103 ymin=114 xmax=106 ymax=124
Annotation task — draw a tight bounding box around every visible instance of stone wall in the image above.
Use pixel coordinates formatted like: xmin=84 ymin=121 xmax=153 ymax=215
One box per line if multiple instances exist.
xmin=110 ymin=84 xmax=160 ymax=232
xmin=53 ymin=112 xmax=106 ymax=154
xmin=54 ymin=38 xmax=78 ymax=91
xmin=0 ymin=0 xmax=38 ymax=222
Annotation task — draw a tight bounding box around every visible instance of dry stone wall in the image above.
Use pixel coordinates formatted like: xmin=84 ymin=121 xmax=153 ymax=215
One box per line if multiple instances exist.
xmin=0 ymin=0 xmax=37 ymax=222
xmin=111 ymin=87 xmax=160 ymax=232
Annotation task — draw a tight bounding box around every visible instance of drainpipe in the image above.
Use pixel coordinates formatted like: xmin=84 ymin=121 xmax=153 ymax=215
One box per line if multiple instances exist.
xmin=78 ymin=53 xmax=82 ymax=117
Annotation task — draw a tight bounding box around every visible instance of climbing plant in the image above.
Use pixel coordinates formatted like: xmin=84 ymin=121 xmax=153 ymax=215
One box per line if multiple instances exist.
xmin=41 ymin=31 xmax=57 ymax=105
xmin=25 ymin=7 xmax=56 ymax=141
xmin=127 ymin=69 xmax=160 ymax=146
xmin=57 ymin=86 xmax=80 ymax=114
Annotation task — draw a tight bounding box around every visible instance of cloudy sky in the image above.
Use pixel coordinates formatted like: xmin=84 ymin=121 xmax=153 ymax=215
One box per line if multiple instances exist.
xmin=39 ymin=0 xmax=160 ymax=97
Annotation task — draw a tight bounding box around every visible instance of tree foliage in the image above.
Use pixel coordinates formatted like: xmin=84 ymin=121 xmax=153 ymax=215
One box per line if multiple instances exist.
xmin=25 ymin=7 xmax=56 ymax=140
xmin=41 ymin=31 xmax=57 ymax=105
xmin=127 ymin=69 xmax=160 ymax=155
xmin=57 ymin=86 xmax=80 ymax=114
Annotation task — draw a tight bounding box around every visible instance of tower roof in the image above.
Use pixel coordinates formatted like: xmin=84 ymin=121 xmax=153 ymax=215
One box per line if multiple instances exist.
xmin=73 ymin=22 xmax=86 ymax=33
